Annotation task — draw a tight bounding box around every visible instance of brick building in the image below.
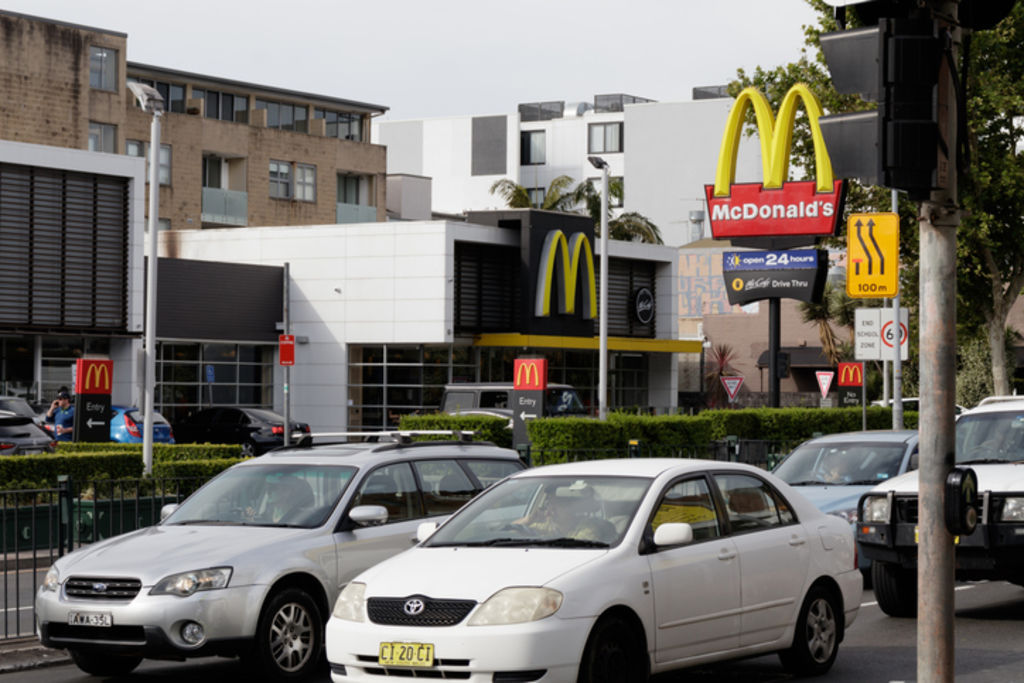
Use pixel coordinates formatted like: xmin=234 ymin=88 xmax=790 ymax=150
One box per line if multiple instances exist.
xmin=0 ymin=10 xmax=388 ymax=233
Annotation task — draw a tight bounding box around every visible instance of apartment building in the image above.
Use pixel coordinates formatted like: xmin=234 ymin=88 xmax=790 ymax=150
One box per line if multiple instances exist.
xmin=0 ymin=10 xmax=388 ymax=233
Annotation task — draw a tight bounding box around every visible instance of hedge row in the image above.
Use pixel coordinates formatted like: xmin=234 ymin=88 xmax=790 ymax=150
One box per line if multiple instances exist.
xmin=397 ymin=414 xmax=513 ymax=448
xmin=151 ymin=458 xmax=248 ymax=480
xmin=56 ymin=442 xmax=243 ymax=461
xmin=0 ymin=452 xmax=144 ymax=490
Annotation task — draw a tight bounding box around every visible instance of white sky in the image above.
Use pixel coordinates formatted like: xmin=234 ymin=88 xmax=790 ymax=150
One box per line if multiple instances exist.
xmin=4 ymin=0 xmax=822 ymax=120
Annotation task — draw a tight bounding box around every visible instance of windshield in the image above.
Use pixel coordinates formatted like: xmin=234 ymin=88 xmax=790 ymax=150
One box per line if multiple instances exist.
xmin=774 ymin=441 xmax=909 ymax=485
xmin=544 ymin=389 xmax=587 ymax=416
xmin=166 ymin=464 xmax=356 ymax=528
xmin=424 ymin=475 xmax=651 ymax=549
xmin=956 ymin=411 xmax=1024 ymax=463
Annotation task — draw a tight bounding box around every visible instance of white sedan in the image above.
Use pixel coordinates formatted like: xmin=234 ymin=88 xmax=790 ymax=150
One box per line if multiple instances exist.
xmin=326 ymin=458 xmax=861 ymax=682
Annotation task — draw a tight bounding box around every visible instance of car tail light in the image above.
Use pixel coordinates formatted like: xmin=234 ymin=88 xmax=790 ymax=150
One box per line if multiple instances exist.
xmin=0 ymin=442 xmax=14 ymax=450
xmin=271 ymin=425 xmax=284 ymax=435
xmin=124 ymin=413 xmax=142 ymax=438
xmin=302 ymin=424 xmax=310 ymax=433
xmin=49 ymin=441 xmax=57 ymax=450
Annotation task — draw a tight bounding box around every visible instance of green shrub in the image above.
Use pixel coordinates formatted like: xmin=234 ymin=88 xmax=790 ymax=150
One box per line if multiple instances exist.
xmin=56 ymin=442 xmax=242 ymax=460
xmin=151 ymin=458 xmax=247 ymax=480
xmin=0 ymin=452 xmax=143 ymax=489
xmin=397 ymin=414 xmax=512 ymax=448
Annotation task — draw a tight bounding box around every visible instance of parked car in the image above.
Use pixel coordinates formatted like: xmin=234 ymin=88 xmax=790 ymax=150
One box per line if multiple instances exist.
xmin=325 ymin=458 xmax=862 ymax=682
xmin=36 ymin=434 xmax=525 ymax=679
xmin=870 ymin=397 xmax=966 ymax=415
xmin=440 ymin=382 xmax=588 ymax=419
xmin=0 ymin=395 xmax=42 ymax=420
xmin=173 ymin=407 xmax=310 ymax=455
xmin=0 ymin=410 xmax=57 ymax=455
xmin=109 ymin=405 xmax=175 ymax=443
xmin=773 ymin=430 xmax=918 ymax=579
xmin=859 ymin=396 xmax=1024 ymax=617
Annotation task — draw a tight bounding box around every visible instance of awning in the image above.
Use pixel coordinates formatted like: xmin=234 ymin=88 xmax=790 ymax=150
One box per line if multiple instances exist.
xmin=755 ymin=346 xmax=831 ymax=368
xmin=473 ymin=333 xmax=703 ymax=354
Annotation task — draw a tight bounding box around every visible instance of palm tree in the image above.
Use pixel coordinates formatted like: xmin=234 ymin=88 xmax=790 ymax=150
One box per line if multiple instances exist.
xmin=489 ymin=175 xmax=576 ymax=211
xmin=799 ymin=283 xmax=843 ymax=365
xmin=704 ymin=343 xmax=741 ymax=408
xmin=570 ymin=179 xmax=663 ymax=244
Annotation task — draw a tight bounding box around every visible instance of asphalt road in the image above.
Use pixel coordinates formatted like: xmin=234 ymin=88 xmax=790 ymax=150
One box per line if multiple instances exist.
xmin=6 ymin=581 xmax=1024 ymax=682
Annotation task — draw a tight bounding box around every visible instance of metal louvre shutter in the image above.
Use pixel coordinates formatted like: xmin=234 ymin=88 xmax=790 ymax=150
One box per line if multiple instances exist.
xmin=606 ymin=259 xmax=656 ymax=338
xmin=453 ymin=242 xmax=520 ymax=334
xmin=0 ymin=163 xmax=129 ymax=333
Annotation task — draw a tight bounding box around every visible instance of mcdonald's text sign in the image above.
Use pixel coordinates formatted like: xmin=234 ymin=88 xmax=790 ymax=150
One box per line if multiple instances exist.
xmin=705 ymin=85 xmax=846 ymax=242
xmin=75 ymin=359 xmax=113 ymax=395
xmin=514 ymin=358 xmax=548 ymax=391
xmin=838 ymin=362 xmax=864 ymax=387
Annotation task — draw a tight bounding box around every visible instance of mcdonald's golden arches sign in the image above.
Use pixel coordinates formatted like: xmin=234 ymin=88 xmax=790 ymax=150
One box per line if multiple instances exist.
xmin=75 ymin=358 xmax=113 ymax=395
xmin=513 ymin=358 xmax=548 ymax=391
xmin=704 ymin=84 xmax=846 ymax=241
xmin=837 ymin=362 xmax=863 ymax=387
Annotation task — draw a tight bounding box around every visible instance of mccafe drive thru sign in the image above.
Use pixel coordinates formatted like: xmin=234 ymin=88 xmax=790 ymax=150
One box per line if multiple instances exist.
xmin=705 ymin=84 xmax=846 ymax=246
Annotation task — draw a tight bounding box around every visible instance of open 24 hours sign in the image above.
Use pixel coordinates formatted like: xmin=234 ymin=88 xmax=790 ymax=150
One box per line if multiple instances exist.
xmin=722 ymin=249 xmax=828 ymax=306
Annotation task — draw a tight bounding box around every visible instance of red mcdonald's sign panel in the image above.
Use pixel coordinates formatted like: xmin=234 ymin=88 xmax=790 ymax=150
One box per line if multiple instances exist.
xmin=75 ymin=358 xmax=113 ymax=395
xmin=838 ymin=362 xmax=864 ymax=387
xmin=513 ymin=358 xmax=548 ymax=391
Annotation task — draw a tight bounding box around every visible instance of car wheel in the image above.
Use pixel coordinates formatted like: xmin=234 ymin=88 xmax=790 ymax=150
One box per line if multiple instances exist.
xmin=69 ymin=649 xmax=142 ymax=676
xmin=240 ymin=440 xmax=257 ymax=457
xmin=244 ymin=587 xmax=323 ymax=681
xmin=778 ymin=585 xmax=840 ymax=677
xmin=577 ymin=615 xmax=646 ymax=683
xmin=872 ymin=560 xmax=917 ymax=617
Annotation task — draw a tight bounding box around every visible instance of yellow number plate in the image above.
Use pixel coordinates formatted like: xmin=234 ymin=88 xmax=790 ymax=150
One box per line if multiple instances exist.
xmin=379 ymin=641 xmax=434 ymax=667
xmin=914 ymin=526 xmax=959 ymax=544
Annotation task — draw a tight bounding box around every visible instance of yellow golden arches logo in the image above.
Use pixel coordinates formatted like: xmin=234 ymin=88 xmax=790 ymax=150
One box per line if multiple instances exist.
xmin=711 ymin=83 xmax=835 ymax=198
xmin=534 ymin=230 xmax=597 ymax=318
xmin=731 ymin=278 xmax=745 ymax=292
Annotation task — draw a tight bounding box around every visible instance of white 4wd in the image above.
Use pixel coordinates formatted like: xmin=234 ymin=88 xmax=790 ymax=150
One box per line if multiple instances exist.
xmin=857 ymin=397 xmax=1024 ymax=617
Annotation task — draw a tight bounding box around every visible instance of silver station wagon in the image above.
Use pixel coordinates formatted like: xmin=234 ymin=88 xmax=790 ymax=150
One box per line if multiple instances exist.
xmin=35 ymin=433 xmax=524 ymax=680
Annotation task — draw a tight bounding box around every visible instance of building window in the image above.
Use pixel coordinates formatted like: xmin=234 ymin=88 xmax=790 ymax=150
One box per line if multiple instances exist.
xmin=314 ymin=109 xmax=363 ymax=141
xmin=526 ymin=187 xmax=545 ymax=208
xmin=587 ymin=175 xmax=624 ymax=208
xmin=193 ymin=88 xmax=248 ymax=122
xmin=520 ymin=130 xmax=545 ymax=165
xmin=295 ymin=164 xmax=316 ymax=202
xmin=129 ymin=78 xmax=186 ymax=113
xmin=588 ymin=122 xmax=623 ymax=154
xmin=255 ymin=99 xmax=309 ymax=133
xmin=269 ymin=160 xmax=292 ymax=199
xmin=158 ymin=218 xmax=171 ymax=231
xmin=88 ymin=122 xmax=116 ymax=153
xmin=89 ymin=46 xmax=117 ymax=91
xmin=126 ymin=140 xmax=172 ymax=185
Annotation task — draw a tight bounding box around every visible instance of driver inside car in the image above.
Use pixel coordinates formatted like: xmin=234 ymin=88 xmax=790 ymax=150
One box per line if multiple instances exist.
xmin=517 ymin=486 xmax=615 ymax=542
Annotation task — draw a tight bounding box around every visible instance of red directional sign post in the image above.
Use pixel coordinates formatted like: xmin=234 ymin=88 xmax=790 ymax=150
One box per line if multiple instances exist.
xmin=279 ymin=335 xmax=295 ymax=366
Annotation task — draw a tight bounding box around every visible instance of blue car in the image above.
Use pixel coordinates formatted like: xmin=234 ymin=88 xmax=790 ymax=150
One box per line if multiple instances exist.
xmin=109 ymin=405 xmax=175 ymax=443
xmin=773 ymin=430 xmax=918 ymax=577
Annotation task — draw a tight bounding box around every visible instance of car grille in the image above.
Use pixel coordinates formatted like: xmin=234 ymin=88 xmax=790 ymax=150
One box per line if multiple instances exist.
xmin=65 ymin=576 xmax=142 ymax=600
xmin=895 ymin=497 xmax=919 ymax=524
xmin=367 ymin=596 xmax=476 ymax=626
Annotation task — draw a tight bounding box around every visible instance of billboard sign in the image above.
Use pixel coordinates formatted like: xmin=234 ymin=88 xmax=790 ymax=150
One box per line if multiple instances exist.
xmin=721 ymin=249 xmax=827 ymax=305
xmin=705 ymin=84 xmax=846 ymax=246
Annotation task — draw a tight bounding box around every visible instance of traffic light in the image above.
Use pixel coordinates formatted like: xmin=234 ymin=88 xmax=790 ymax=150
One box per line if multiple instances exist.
xmin=819 ymin=16 xmax=942 ymax=199
xmin=776 ymin=352 xmax=791 ymax=379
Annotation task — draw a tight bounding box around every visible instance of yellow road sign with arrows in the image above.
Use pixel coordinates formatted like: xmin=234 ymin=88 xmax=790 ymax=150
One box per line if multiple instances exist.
xmin=846 ymin=213 xmax=899 ymax=298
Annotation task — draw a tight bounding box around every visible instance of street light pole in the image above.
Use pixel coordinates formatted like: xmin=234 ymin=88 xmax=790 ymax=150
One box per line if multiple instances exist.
xmin=588 ymin=156 xmax=609 ymax=420
xmin=128 ymin=82 xmax=164 ymax=476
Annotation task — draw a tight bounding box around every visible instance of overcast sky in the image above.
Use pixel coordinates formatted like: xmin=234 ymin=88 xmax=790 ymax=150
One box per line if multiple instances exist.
xmin=5 ymin=0 xmax=822 ymax=120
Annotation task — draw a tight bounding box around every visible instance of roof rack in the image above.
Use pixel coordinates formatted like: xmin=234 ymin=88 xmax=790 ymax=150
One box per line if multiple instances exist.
xmin=291 ymin=430 xmax=477 ymax=447
xmin=976 ymin=396 xmax=1024 ymax=406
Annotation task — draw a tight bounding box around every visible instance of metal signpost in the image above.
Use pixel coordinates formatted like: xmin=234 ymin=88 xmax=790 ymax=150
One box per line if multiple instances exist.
xmin=511 ymin=358 xmax=547 ymax=448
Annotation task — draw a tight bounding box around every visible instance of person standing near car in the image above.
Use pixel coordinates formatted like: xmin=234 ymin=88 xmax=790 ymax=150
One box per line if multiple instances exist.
xmin=45 ymin=388 xmax=74 ymax=441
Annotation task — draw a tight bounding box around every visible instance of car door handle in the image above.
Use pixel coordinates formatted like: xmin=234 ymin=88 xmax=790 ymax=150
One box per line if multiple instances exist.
xmin=788 ymin=535 xmax=807 ymax=547
xmin=717 ymin=547 xmax=737 ymax=561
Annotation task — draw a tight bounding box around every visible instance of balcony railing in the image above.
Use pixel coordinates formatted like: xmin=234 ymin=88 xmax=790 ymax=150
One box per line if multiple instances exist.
xmin=201 ymin=187 xmax=248 ymax=226
xmin=336 ymin=202 xmax=377 ymax=224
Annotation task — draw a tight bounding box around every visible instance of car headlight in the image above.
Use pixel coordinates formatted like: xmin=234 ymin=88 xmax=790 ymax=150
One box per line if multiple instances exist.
xmin=467 ymin=587 xmax=563 ymax=626
xmin=860 ymin=495 xmax=890 ymax=523
xmin=999 ymin=497 xmax=1024 ymax=521
xmin=150 ymin=567 xmax=232 ymax=597
xmin=42 ymin=566 xmax=60 ymax=592
xmin=332 ymin=582 xmax=366 ymax=622
xmin=829 ymin=508 xmax=858 ymax=524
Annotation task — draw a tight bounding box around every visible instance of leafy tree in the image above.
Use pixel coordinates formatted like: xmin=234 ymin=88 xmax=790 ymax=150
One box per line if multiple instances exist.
xmin=489 ymin=175 xmax=576 ymax=211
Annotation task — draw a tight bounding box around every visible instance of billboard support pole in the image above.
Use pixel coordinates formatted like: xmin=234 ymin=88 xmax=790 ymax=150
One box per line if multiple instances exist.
xmin=769 ymin=298 xmax=780 ymax=408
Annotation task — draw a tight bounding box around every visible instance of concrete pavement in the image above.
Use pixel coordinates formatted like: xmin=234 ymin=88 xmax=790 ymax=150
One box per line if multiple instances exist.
xmin=0 ymin=637 xmax=69 ymax=674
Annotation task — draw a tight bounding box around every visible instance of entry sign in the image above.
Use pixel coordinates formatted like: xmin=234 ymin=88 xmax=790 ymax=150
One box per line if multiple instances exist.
xmin=816 ymin=371 xmax=835 ymax=399
xmin=721 ymin=376 xmax=744 ymax=403
xmin=512 ymin=358 xmax=548 ymax=447
xmin=847 ymin=213 xmax=899 ymax=299
xmin=279 ymin=335 xmax=295 ymax=366
xmin=73 ymin=358 xmax=112 ymax=442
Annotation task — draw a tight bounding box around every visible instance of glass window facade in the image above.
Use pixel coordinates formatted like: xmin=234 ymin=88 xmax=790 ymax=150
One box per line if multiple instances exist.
xmin=588 ymin=122 xmax=624 ymax=154
xmin=520 ymin=130 xmax=546 ymax=165
xmin=89 ymin=46 xmax=117 ymax=91
xmin=126 ymin=140 xmax=172 ymax=185
xmin=88 ymin=122 xmax=116 ymax=153
xmin=314 ymin=109 xmax=364 ymax=141
xmin=295 ymin=163 xmax=316 ymax=202
xmin=269 ymin=160 xmax=292 ymax=199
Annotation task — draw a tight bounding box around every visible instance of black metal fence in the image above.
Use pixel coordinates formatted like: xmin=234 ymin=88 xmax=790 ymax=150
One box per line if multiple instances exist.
xmin=1 ymin=476 xmax=206 ymax=642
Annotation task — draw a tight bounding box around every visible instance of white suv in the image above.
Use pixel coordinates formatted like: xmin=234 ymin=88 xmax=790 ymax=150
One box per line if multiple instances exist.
xmin=36 ymin=433 xmax=524 ymax=680
xmin=858 ymin=397 xmax=1024 ymax=616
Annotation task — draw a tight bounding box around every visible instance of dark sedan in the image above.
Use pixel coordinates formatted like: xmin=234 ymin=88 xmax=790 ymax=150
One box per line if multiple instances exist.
xmin=173 ymin=407 xmax=310 ymax=455
xmin=0 ymin=411 xmax=57 ymax=455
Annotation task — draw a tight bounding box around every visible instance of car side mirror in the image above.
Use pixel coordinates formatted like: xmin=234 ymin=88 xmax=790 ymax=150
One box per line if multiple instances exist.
xmin=653 ymin=522 xmax=694 ymax=547
xmin=349 ymin=504 xmax=389 ymax=527
xmin=159 ymin=503 xmax=179 ymax=522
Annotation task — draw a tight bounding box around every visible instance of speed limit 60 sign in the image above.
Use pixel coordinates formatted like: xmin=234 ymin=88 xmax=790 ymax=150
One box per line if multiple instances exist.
xmin=855 ymin=307 xmax=908 ymax=361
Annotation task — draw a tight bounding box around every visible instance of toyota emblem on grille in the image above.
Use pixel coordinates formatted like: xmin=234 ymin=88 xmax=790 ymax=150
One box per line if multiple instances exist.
xmin=92 ymin=582 xmax=108 ymax=593
xmin=403 ymin=598 xmax=426 ymax=616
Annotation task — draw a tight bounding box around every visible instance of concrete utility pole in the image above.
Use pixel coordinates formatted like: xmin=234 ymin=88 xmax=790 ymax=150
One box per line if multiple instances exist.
xmin=918 ymin=3 xmax=960 ymax=680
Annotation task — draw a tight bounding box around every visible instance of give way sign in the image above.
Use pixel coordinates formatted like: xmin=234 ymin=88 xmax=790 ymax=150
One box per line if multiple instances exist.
xmin=721 ymin=376 xmax=744 ymax=403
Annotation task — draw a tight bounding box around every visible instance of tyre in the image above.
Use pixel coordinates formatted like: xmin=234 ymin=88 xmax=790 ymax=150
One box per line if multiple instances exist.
xmin=577 ymin=615 xmax=647 ymax=683
xmin=872 ymin=560 xmax=917 ymax=617
xmin=243 ymin=587 xmax=323 ymax=682
xmin=240 ymin=440 xmax=257 ymax=457
xmin=778 ymin=585 xmax=840 ymax=677
xmin=69 ymin=649 xmax=142 ymax=676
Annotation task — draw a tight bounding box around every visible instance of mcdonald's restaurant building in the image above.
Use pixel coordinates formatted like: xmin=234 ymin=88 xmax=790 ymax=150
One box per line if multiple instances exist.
xmin=160 ymin=209 xmax=695 ymax=432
